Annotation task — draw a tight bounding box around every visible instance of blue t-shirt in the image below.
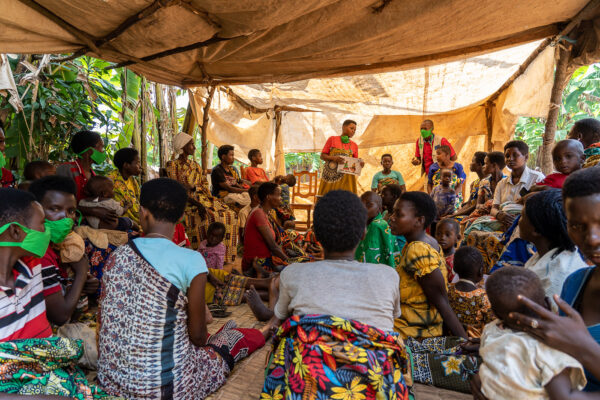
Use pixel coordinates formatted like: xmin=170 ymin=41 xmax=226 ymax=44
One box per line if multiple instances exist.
xmin=134 ymin=238 xmax=208 ymax=293
xmin=371 ymin=170 xmax=405 ymax=189
xmin=427 ymin=162 xmax=466 ymax=185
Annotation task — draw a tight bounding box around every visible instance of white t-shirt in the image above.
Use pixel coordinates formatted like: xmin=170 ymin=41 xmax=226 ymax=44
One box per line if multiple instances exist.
xmin=524 ymin=248 xmax=588 ymax=300
xmin=274 ymin=260 xmax=401 ymax=332
xmin=480 ymin=320 xmax=586 ymax=400
xmin=493 ymin=167 xmax=545 ymax=206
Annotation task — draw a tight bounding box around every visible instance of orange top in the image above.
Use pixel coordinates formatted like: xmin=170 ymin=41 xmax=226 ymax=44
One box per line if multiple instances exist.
xmin=245 ymin=166 xmax=269 ymax=184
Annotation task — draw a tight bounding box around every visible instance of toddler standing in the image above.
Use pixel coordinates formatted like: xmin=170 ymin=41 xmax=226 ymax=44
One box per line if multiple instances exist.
xmin=198 ymin=222 xmax=227 ymax=270
xmin=434 ymin=218 xmax=460 ymax=282
xmin=354 ymin=191 xmax=397 ymax=267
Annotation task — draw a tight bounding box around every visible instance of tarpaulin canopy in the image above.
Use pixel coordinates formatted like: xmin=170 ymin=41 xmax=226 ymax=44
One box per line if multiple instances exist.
xmin=0 ymin=0 xmax=590 ymax=86
xmin=189 ymin=40 xmax=555 ymax=192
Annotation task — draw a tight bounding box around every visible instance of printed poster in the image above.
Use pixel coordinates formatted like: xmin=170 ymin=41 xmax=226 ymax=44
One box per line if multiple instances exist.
xmin=337 ymin=156 xmax=363 ymax=176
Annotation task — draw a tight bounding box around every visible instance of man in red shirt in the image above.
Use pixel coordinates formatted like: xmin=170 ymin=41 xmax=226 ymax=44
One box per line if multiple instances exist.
xmin=411 ymin=119 xmax=456 ymax=175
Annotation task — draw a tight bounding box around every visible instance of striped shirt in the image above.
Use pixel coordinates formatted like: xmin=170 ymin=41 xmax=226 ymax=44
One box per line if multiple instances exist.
xmin=40 ymin=247 xmax=65 ymax=297
xmin=0 ymin=258 xmax=52 ymax=341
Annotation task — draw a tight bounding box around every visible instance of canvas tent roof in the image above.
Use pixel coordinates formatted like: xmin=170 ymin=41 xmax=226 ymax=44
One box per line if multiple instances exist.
xmin=0 ymin=0 xmax=593 ymax=86
xmin=188 ymin=39 xmax=555 ymax=192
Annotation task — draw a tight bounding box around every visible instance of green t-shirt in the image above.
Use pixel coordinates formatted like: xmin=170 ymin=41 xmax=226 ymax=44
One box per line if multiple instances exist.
xmin=371 ymin=170 xmax=405 ymax=190
xmin=355 ymin=213 xmax=398 ymax=267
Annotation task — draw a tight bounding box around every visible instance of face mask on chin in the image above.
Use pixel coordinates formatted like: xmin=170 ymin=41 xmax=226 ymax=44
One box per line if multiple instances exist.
xmin=0 ymin=222 xmax=51 ymax=258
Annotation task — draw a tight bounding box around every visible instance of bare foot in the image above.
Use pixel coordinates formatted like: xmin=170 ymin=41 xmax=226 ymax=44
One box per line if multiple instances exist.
xmin=244 ymin=285 xmax=274 ymax=322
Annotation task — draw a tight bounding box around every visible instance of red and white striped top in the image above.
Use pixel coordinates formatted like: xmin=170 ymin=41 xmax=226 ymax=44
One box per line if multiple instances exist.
xmin=0 ymin=258 xmax=52 ymax=342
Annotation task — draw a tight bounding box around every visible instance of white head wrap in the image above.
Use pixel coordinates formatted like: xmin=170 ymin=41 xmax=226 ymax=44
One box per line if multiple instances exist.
xmin=173 ymin=132 xmax=193 ymax=156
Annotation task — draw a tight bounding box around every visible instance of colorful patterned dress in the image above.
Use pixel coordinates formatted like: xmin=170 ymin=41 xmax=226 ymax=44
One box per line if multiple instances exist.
xmin=447 ymin=284 xmax=495 ymax=338
xmin=166 ymin=158 xmax=238 ymax=262
xmin=97 ymin=242 xmax=264 ymax=399
xmin=262 ymin=314 xmax=410 ymax=400
xmin=107 ymin=169 xmax=141 ymax=224
xmin=394 ymin=241 xmax=448 ymax=339
xmin=318 ymin=135 xmax=359 ymax=195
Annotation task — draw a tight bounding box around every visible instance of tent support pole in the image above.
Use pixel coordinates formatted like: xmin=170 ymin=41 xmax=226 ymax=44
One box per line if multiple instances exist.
xmin=274 ymin=108 xmax=286 ymax=177
xmin=140 ymin=77 xmax=149 ymax=182
xmin=541 ymin=44 xmax=571 ymax=174
xmin=485 ymin=101 xmax=494 ymax=151
xmin=200 ymin=86 xmax=216 ymax=170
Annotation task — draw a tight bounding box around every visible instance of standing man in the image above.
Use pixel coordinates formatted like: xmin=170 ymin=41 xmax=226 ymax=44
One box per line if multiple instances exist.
xmin=411 ymin=119 xmax=456 ymax=176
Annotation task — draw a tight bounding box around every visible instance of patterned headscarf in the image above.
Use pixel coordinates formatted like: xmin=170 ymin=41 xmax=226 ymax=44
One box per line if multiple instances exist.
xmin=172 ymin=132 xmax=193 ymax=157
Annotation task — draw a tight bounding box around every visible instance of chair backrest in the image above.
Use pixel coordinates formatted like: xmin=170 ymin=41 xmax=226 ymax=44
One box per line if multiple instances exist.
xmin=291 ymin=170 xmax=318 ymax=203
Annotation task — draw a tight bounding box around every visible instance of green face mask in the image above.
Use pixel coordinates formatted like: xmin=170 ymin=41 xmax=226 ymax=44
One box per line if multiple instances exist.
xmin=340 ymin=135 xmax=350 ymax=144
xmin=0 ymin=222 xmax=51 ymax=258
xmin=420 ymin=129 xmax=433 ymax=139
xmin=79 ymin=147 xmax=107 ymax=164
xmin=0 ymin=152 xmax=6 ymax=169
xmin=44 ymin=218 xmax=74 ymax=244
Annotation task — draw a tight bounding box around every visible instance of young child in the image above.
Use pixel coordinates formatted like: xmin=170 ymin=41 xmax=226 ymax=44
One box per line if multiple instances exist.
xmin=447 ymin=246 xmax=494 ymax=338
xmin=197 ymin=222 xmax=227 ymax=270
xmin=381 ymin=183 xmax=407 ymax=253
xmin=279 ymin=174 xmax=296 ymax=209
xmin=79 ymin=176 xmax=136 ymax=231
xmin=427 ymin=145 xmax=466 ymax=197
xmin=388 ymin=191 xmax=467 ymax=339
xmin=245 ymin=149 xmax=269 ymax=184
xmin=431 ymin=168 xmax=457 ymax=222
xmin=434 ymin=218 xmax=460 ymax=282
xmin=491 ymin=140 xmax=544 ymax=228
xmin=354 ymin=191 xmax=397 ymax=267
xmin=479 ymin=266 xmax=587 ymax=399
xmin=371 ymin=153 xmax=406 ymax=194
xmin=531 ymin=139 xmax=584 ymax=190
xmin=18 ymin=160 xmax=56 ymax=191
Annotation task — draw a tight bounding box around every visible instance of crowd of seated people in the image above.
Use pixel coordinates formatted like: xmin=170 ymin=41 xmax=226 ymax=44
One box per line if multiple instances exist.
xmin=0 ymin=115 xmax=600 ymax=400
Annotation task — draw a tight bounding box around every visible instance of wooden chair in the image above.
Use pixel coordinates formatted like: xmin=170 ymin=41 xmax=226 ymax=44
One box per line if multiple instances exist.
xmin=290 ymin=170 xmax=318 ymax=231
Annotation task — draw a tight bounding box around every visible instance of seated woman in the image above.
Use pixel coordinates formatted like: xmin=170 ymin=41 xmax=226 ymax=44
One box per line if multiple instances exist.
xmin=166 ymin=133 xmax=238 ymax=263
xmin=388 ymin=191 xmax=467 ymax=339
xmin=107 ymin=147 xmax=142 ymax=225
xmin=97 ymin=178 xmax=268 ymax=399
xmin=242 ymin=182 xmax=289 ymax=276
xmin=520 ymin=189 xmax=588 ymax=300
xmin=0 ymin=188 xmax=108 ymax=398
xmin=262 ymin=190 xmax=410 ymax=400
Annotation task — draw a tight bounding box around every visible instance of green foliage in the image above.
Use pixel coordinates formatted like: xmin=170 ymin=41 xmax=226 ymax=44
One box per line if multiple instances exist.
xmin=284 ymin=152 xmax=321 ymax=173
xmin=516 ymin=63 xmax=600 ymax=165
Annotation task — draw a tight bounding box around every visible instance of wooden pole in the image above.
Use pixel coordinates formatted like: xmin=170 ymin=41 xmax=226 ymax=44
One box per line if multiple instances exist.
xmin=541 ymin=44 xmax=571 ymax=174
xmin=274 ymin=108 xmax=286 ymax=176
xmin=200 ymin=86 xmax=216 ymax=170
xmin=154 ymin=83 xmax=169 ymax=168
xmin=485 ymin=101 xmax=494 ymax=151
xmin=139 ymin=77 xmax=149 ymax=181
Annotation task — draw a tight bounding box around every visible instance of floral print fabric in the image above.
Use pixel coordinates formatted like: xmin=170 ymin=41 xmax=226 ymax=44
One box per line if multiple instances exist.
xmin=262 ymin=314 xmax=409 ymax=400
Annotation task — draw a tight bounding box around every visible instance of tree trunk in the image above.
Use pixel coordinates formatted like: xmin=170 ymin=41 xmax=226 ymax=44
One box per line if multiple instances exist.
xmin=541 ymin=45 xmax=571 ymax=174
xmin=200 ymin=86 xmax=216 ymax=170
xmin=139 ymin=77 xmax=148 ymax=182
xmin=154 ymin=83 xmax=169 ymax=168
xmin=168 ymin=86 xmax=178 ymax=134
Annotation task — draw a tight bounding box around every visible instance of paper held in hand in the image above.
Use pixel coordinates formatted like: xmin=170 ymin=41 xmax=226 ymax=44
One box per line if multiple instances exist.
xmin=337 ymin=156 xmax=362 ymax=176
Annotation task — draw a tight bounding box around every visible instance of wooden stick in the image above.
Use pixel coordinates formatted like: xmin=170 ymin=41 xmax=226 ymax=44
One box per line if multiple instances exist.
xmin=551 ymin=0 xmax=600 ymax=46
xmin=484 ymin=101 xmax=494 ymax=151
xmin=541 ymin=45 xmax=571 ymax=174
xmin=16 ymin=0 xmax=101 ymax=54
xmin=200 ymin=86 xmax=216 ymax=170
xmin=96 ymin=0 xmax=180 ymax=48
xmin=52 ymin=48 xmax=88 ymax=62
xmin=140 ymin=77 xmax=149 ymax=182
xmin=107 ymin=36 xmax=232 ymax=70
xmin=486 ymin=38 xmax=552 ymax=104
